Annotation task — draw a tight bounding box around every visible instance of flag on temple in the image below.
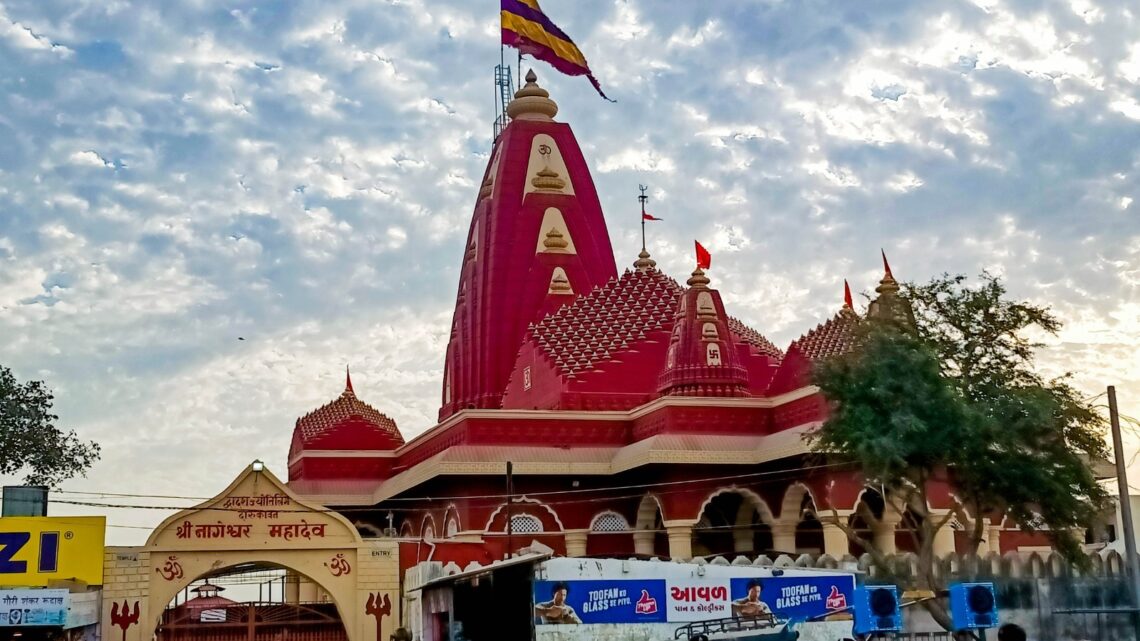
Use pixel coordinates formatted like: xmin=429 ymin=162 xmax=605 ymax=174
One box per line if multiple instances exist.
xmin=844 ymin=280 xmax=854 ymax=309
xmin=500 ymin=0 xmax=612 ymax=101
xmin=642 ymin=213 xmax=663 ymax=221
xmin=695 ymin=241 xmax=711 ymax=270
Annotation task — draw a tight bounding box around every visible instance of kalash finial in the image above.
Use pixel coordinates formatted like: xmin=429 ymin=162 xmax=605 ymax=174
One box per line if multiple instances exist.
xmin=687 ymin=267 xmax=711 ymax=289
xmin=876 ymin=249 xmax=900 ymax=295
xmin=506 ymin=69 xmax=558 ymax=121
xmin=633 ymin=249 xmax=657 ymax=272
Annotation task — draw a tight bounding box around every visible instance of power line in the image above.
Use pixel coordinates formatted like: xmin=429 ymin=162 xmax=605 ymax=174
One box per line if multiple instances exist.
xmin=39 ymin=460 xmax=854 ymax=516
xmin=54 ymin=489 xmax=209 ymax=501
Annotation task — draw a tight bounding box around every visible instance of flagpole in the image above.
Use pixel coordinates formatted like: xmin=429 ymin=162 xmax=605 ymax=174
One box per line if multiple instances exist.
xmin=638 ymin=184 xmax=648 ymax=252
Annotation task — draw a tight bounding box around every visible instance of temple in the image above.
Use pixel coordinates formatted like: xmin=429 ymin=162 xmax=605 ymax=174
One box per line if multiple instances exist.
xmin=285 ymin=71 xmax=1031 ymax=566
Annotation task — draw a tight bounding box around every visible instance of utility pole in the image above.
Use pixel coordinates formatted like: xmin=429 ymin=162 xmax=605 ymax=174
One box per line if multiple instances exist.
xmin=1109 ymin=385 xmax=1140 ymax=636
xmin=505 ymin=461 xmax=514 ymax=559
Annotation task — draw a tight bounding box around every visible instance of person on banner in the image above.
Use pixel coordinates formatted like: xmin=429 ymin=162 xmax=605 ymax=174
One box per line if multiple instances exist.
xmin=534 ymin=582 xmax=582 ymax=624
xmin=732 ymin=579 xmax=774 ymax=618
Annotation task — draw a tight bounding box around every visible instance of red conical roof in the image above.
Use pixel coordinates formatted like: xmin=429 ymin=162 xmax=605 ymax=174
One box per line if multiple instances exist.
xmin=439 ymin=72 xmax=618 ymax=419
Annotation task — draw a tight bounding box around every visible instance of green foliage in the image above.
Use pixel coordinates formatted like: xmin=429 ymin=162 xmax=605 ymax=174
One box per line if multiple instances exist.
xmin=0 ymin=365 xmax=100 ymax=487
xmin=811 ymin=273 xmax=1109 ymax=562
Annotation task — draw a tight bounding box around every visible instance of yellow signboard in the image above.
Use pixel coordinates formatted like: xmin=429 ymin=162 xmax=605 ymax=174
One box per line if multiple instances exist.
xmin=0 ymin=516 xmax=105 ymax=587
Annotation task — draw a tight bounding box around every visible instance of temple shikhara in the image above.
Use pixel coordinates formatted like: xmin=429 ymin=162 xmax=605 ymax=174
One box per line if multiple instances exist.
xmin=284 ymin=71 xmax=1030 ymax=568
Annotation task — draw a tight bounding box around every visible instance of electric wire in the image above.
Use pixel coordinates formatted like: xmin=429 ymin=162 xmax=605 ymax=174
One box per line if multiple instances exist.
xmin=41 ymin=466 xmax=848 ymax=519
xmin=33 ymin=460 xmax=853 ymax=515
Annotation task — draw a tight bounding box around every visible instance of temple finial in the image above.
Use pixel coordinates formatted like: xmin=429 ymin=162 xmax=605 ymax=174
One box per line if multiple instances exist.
xmin=345 ymin=366 xmax=355 ymax=395
xmin=876 ymin=250 xmax=900 ymax=295
xmin=507 ymin=69 xmax=558 ymax=121
xmin=687 ymin=267 xmax=710 ymax=289
xmin=633 ymin=249 xmax=657 ymax=272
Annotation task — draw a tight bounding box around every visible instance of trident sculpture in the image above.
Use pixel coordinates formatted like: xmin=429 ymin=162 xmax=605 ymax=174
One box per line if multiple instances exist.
xmin=365 ymin=593 xmax=391 ymax=640
xmin=110 ymin=600 xmax=140 ymax=641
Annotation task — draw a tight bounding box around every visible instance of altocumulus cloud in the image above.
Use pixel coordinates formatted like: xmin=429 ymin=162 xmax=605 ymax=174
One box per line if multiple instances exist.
xmin=0 ymin=0 xmax=1137 ymax=542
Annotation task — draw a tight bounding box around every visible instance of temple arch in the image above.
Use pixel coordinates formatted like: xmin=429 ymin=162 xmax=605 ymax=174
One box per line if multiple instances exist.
xmin=420 ymin=514 xmax=437 ymax=540
xmin=482 ymin=496 xmax=565 ymax=533
xmin=102 ymin=463 xmax=400 ymax=641
xmin=590 ymin=511 xmax=631 ymax=533
xmin=693 ymin=488 xmax=775 ymax=558
xmin=442 ymin=504 xmax=461 ymax=538
xmin=634 ymin=494 xmax=668 ymax=557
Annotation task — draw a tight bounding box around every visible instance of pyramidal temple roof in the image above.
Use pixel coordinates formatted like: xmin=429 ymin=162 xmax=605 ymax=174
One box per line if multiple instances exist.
xmin=529 ymin=268 xmax=682 ymax=376
xmin=294 ymin=372 xmax=404 ymax=447
xmin=788 ymin=308 xmax=858 ymax=361
xmin=525 ymin=263 xmax=784 ymax=378
xmin=727 ymin=316 xmax=784 ymax=361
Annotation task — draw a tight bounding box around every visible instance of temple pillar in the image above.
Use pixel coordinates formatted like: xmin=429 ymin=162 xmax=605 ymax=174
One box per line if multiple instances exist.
xmin=564 ymin=530 xmax=589 ymax=557
xmin=930 ymin=511 xmax=956 ymax=556
xmin=298 ymin=579 xmax=320 ymax=603
xmin=284 ymin=572 xmax=300 ymax=604
xmin=665 ymin=521 xmax=696 ymax=560
xmin=634 ymin=530 xmax=655 ymax=556
xmin=733 ymin=526 xmax=753 ymax=553
xmin=771 ymin=521 xmax=797 ymax=554
xmin=872 ymin=513 xmax=903 ymax=555
xmin=985 ymin=525 xmax=1003 ymax=555
xmin=820 ymin=511 xmax=854 ymax=558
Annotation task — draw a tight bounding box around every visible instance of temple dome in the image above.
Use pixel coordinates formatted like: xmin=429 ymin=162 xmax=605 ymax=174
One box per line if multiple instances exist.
xmin=290 ymin=371 xmax=404 ymax=455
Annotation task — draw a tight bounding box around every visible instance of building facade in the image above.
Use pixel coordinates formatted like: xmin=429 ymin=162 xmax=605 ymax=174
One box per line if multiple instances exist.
xmin=285 ymin=71 xmax=1032 ymax=566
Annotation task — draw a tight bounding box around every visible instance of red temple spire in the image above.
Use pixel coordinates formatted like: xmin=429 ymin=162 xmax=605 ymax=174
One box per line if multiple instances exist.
xmin=438 ymin=71 xmax=618 ymax=421
xmin=345 ymin=366 xmax=354 ymax=396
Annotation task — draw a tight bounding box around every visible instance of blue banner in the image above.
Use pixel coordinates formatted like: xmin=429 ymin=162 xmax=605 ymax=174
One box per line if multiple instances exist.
xmin=534 ymin=580 xmax=668 ymax=625
xmin=729 ymin=575 xmax=855 ymax=621
xmin=0 ymin=589 xmax=69 ymax=627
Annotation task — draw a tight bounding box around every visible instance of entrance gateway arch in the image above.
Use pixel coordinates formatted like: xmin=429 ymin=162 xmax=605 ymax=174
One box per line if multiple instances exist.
xmin=101 ymin=463 xmax=400 ymax=641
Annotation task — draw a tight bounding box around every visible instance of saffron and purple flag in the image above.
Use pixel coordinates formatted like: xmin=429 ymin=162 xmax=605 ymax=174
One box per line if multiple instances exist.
xmin=501 ymin=0 xmax=612 ymax=101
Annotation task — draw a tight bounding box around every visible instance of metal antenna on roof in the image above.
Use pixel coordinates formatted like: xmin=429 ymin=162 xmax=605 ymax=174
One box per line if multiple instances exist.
xmin=638 ymin=184 xmax=649 ymax=252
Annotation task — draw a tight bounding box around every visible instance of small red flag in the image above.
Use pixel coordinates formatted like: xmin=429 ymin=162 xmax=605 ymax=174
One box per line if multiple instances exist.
xmin=642 ymin=212 xmax=662 ymax=221
xmin=843 ymin=280 xmax=854 ymax=309
xmin=881 ymin=249 xmax=894 ymax=279
xmin=695 ymin=241 xmax=711 ymax=270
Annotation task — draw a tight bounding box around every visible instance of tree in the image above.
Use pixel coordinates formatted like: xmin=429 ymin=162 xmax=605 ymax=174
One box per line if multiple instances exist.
xmin=809 ymin=273 xmax=1109 ymax=631
xmin=0 ymin=365 xmax=101 ymax=487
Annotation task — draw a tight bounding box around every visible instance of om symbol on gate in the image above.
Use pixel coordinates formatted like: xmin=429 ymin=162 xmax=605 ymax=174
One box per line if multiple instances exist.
xmin=157 ymin=555 xmax=184 ymax=581
xmin=325 ymin=553 xmax=351 ymax=577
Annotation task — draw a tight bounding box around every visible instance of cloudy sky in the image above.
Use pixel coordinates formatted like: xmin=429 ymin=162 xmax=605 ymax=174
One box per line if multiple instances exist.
xmin=1 ymin=0 xmax=1138 ymax=545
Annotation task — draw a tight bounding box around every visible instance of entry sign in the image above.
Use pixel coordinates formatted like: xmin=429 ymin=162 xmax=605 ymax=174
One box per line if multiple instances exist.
xmin=0 ymin=589 xmax=69 ymax=626
xmin=0 ymin=517 xmax=106 ymax=587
